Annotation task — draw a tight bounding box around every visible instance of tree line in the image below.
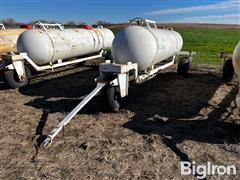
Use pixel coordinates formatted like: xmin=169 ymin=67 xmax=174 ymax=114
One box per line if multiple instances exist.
xmin=0 ymin=18 xmax=114 ymax=28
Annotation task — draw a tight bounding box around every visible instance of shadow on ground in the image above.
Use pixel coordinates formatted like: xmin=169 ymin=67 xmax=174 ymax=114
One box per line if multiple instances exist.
xmin=123 ymin=72 xmax=240 ymax=165
xmin=16 ymin=67 xmax=240 ymax=165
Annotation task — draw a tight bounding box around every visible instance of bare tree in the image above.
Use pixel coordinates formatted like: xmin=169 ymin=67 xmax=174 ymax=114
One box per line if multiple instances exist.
xmin=30 ymin=19 xmax=61 ymax=24
xmin=66 ymin=21 xmax=76 ymax=25
xmin=65 ymin=21 xmax=77 ymax=28
xmin=1 ymin=18 xmax=17 ymax=27
xmin=96 ymin=20 xmax=112 ymax=26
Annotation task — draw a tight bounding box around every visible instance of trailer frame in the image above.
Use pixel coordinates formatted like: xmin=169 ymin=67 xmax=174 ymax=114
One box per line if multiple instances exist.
xmin=41 ymin=50 xmax=196 ymax=147
xmin=0 ymin=50 xmax=105 ymax=88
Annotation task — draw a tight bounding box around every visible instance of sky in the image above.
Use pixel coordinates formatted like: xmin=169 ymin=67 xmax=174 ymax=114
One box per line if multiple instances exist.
xmin=0 ymin=0 xmax=240 ymax=24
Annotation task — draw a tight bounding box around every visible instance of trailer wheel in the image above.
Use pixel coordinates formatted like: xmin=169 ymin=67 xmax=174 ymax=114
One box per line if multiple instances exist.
xmin=4 ymin=66 xmax=32 ymax=88
xmin=104 ymin=51 xmax=113 ymax=60
xmin=177 ymin=58 xmax=190 ymax=77
xmin=105 ymin=86 xmax=121 ymax=112
xmin=222 ymin=59 xmax=234 ymax=82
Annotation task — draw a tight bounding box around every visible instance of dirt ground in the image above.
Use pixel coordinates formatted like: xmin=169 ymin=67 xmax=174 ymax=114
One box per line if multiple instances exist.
xmin=0 ymin=62 xmax=239 ymax=180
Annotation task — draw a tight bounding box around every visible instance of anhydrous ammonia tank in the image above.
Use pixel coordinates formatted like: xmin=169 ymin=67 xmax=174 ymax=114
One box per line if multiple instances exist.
xmin=112 ymin=25 xmax=183 ymax=71
xmin=17 ymin=27 xmax=114 ymax=65
xmin=0 ymin=28 xmax=27 ymax=54
xmin=233 ymin=41 xmax=240 ymax=77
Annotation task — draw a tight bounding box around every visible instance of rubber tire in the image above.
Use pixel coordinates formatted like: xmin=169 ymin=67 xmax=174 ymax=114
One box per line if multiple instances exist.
xmin=177 ymin=58 xmax=190 ymax=77
xmin=4 ymin=65 xmax=31 ymax=88
xmin=105 ymin=86 xmax=121 ymax=112
xmin=104 ymin=50 xmax=113 ymax=60
xmin=222 ymin=59 xmax=234 ymax=82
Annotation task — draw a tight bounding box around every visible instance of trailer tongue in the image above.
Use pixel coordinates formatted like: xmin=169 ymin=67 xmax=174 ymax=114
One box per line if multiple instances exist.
xmin=42 ymin=82 xmax=107 ymax=147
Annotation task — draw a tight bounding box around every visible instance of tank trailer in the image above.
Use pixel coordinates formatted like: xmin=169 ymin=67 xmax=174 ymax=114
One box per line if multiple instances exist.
xmin=0 ymin=22 xmax=115 ymax=88
xmin=41 ymin=18 xmax=196 ymax=147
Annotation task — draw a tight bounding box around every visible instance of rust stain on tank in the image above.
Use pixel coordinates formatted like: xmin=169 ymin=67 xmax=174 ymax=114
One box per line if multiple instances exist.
xmin=93 ymin=29 xmax=102 ymax=37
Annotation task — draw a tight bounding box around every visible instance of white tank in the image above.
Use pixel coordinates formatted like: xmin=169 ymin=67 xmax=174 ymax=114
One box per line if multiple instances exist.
xmin=233 ymin=41 xmax=240 ymax=77
xmin=112 ymin=18 xmax=183 ymax=71
xmin=17 ymin=25 xmax=114 ymax=66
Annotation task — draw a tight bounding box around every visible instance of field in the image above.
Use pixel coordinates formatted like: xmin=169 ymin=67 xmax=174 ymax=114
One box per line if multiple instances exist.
xmin=177 ymin=28 xmax=240 ymax=65
xmin=0 ymin=25 xmax=240 ymax=179
xmin=110 ymin=26 xmax=240 ymax=66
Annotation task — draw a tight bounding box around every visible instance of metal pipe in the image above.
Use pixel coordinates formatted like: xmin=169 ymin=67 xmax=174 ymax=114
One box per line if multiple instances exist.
xmin=22 ymin=50 xmax=103 ymax=72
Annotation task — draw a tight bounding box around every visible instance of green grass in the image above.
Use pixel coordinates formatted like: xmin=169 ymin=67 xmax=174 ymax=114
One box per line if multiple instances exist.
xmin=176 ymin=28 xmax=240 ymax=65
xmin=110 ymin=27 xmax=122 ymax=35
xmin=110 ymin=27 xmax=240 ymax=66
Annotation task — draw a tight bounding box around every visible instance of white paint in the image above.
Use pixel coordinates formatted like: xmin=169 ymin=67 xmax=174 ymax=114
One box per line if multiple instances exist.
xmin=17 ymin=27 xmax=114 ymax=66
xmin=112 ymin=25 xmax=183 ymax=71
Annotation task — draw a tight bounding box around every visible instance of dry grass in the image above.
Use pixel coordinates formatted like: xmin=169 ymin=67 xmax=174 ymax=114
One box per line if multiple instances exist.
xmin=0 ymin=63 xmax=239 ymax=179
